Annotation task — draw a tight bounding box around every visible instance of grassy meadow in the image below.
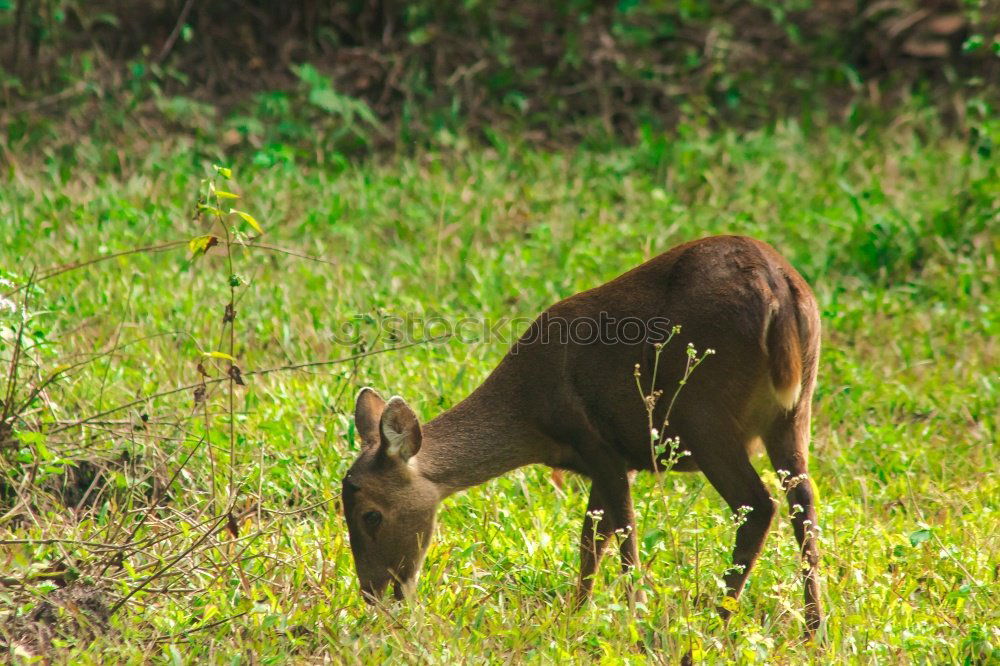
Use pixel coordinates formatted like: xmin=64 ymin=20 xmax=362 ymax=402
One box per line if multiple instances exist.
xmin=0 ymin=114 xmax=998 ymax=663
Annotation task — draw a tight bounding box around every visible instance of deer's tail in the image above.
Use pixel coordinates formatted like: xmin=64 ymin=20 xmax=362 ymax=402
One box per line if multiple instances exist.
xmin=765 ymin=297 xmax=804 ymax=411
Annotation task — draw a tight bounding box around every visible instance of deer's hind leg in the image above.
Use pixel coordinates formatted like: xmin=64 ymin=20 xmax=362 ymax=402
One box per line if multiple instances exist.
xmin=691 ymin=427 xmax=776 ymax=616
xmin=764 ymin=403 xmax=823 ymax=634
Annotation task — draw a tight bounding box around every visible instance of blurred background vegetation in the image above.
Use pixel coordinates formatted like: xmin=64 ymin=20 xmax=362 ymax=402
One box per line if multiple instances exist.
xmin=1 ymin=0 xmax=998 ymax=166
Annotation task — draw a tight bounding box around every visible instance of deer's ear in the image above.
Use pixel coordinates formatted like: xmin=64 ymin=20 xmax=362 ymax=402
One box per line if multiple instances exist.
xmin=354 ymin=387 xmax=387 ymax=450
xmin=379 ymin=396 xmax=422 ymax=462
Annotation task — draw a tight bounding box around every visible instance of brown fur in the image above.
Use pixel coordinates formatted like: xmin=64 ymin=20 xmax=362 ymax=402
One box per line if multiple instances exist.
xmin=343 ymin=235 xmax=823 ymax=633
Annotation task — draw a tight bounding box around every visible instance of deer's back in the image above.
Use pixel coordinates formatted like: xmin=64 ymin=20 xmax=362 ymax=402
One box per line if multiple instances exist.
xmin=497 ymin=235 xmax=819 ymax=472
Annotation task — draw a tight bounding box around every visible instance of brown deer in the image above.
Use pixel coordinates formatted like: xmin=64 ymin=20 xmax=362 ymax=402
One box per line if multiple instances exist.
xmin=342 ymin=235 xmax=823 ymax=633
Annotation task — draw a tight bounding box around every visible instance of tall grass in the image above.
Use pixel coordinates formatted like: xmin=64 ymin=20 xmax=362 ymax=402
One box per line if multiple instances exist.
xmin=0 ymin=116 xmax=997 ymax=662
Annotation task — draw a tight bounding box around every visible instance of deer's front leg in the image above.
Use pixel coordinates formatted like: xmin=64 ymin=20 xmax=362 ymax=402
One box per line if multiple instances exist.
xmin=576 ymin=466 xmax=642 ymax=606
xmin=612 ymin=470 xmax=644 ymax=605
xmin=576 ymin=483 xmax=616 ymax=606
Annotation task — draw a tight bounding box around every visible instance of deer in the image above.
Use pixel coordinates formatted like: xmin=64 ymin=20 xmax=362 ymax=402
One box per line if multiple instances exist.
xmin=341 ymin=235 xmax=823 ymax=633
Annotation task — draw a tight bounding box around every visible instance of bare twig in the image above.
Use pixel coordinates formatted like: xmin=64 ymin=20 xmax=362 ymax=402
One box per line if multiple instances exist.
xmin=98 ymin=436 xmax=207 ymax=577
xmin=152 ymin=610 xmax=251 ymax=644
xmin=1 ymin=239 xmax=340 ymax=301
xmin=1 ymin=241 xmax=187 ymax=299
xmin=244 ymin=242 xmax=339 ymax=267
xmin=1 ymin=267 xmax=34 ymax=426
xmin=0 ymin=80 xmax=90 ymax=119
xmin=96 ymin=276 xmax=136 ymax=413
xmin=108 ymin=509 xmax=232 ymax=618
xmin=154 ymin=0 xmax=197 ymax=65
xmin=0 ymin=538 xmax=126 ymax=550
xmin=48 ymin=336 xmax=449 ymax=434
xmin=10 ymin=334 xmax=172 ymax=418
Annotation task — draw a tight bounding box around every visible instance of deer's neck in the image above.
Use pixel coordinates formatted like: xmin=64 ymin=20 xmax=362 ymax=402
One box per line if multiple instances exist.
xmin=416 ymin=378 xmax=544 ymax=497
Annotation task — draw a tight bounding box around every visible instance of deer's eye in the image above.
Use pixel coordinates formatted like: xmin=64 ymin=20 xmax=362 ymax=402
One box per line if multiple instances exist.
xmin=362 ymin=510 xmax=382 ymax=532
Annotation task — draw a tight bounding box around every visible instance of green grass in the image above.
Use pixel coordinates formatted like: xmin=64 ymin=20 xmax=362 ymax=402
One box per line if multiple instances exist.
xmin=0 ymin=114 xmax=997 ymax=663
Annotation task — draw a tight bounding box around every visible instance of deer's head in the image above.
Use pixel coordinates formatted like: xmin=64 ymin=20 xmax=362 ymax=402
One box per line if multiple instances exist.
xmin=342 ymin=388 xmax=439 ymax=603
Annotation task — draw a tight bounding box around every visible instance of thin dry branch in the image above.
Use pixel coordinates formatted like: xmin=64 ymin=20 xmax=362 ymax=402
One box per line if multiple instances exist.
xmin=48 ymin=335 xmax=449 ymax=434
xmin=0 ymin=538 xmax=127 ymax=550
xmin=2 ymin=238 xmax=341 ymax=300
xmin=1 ymin=241 xmax=187 ymax=299
xmin=1 ymin=268 xmax=35 ymax=425
xmin=107 ymin=509 xmax=232 ymax=617
xmin=154 ymin=0 xmax=197 ymax=65
xmin=243 ymin=242 xmax=339 ymax=267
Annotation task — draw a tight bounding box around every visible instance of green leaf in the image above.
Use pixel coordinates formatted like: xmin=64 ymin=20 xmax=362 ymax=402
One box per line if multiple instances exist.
xmin=214 ymin=190 xmax=240 ymax=200
xmin=308 ymin=88 xmax=343 ymax=114
xmin=642 ymin=528 xmax=665 ymax=550
xmin=408 ymin=27 xmax=432 ymax=46
xmin=203 ymin=350 xmax=237 ymax=362
xmin=962 ymin=35 xmax=984 ymax=54
xmin=292 ymin=63 xmax=328 ymax=90
xmin=213 ymin=165 xmax=233 ymax=179
xmin=197 ymin=203 xmax=225 ymax=217
xmin=188 ymin=235 xmax=218 ymax=256
xmin=719 ymin=596 xmax=739 ymax=612
xmin=231 ymin=209 xmax=263 ymax=234
xmin=909 ymin=528 xmax=932 ymax=546
xmin=16 ymin=431 xmax=45 ymax=445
